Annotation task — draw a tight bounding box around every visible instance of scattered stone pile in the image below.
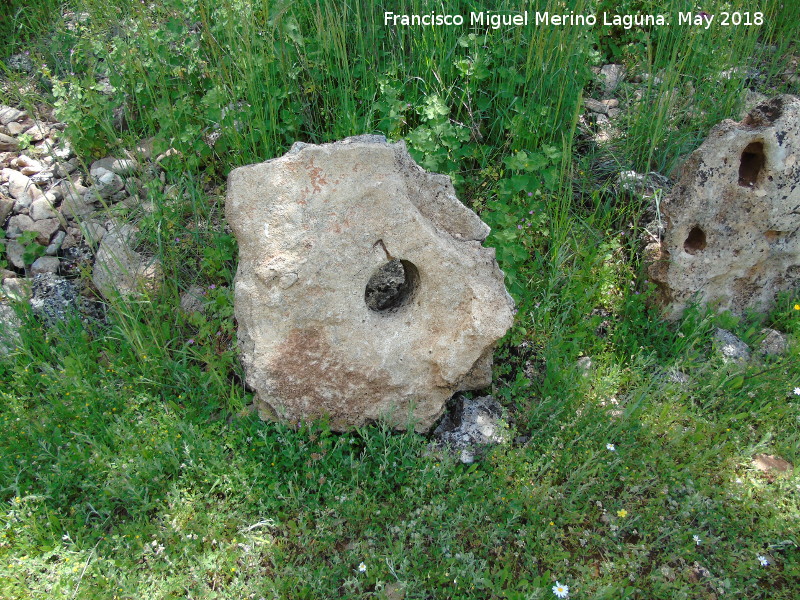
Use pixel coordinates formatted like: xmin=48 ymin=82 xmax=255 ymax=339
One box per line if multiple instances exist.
xmin=1 ymin=102 xmax=165 ymax=345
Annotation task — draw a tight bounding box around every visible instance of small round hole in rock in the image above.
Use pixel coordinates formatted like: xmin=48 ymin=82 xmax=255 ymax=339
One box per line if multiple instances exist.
xmin=365 ymin=259 xmax=419 ymax=312
xmin=738 ymin=141 xmax=765 ymax=187
xmin=684 ymin=226 xmax=707 ymax=255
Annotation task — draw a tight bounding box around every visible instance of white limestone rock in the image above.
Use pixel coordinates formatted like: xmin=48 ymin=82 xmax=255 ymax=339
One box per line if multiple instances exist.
xmin=226 ymin=135 xmax=514 ymax=432
xmin=648 ymin=96 xmax=800 ymax=318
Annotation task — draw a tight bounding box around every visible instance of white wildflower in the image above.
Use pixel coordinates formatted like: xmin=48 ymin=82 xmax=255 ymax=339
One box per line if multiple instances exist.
xmin=552 ymin=581 xmax=569 ymax=598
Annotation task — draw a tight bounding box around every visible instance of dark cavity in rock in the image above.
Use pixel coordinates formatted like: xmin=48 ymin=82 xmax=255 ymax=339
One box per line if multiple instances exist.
xmin=738 ymin=141 xmax=765 ymax=187
xmin=365 ymin=259 xmax=418 ymax=312
xmin=684 ymin=226 xmax=707 ymax=254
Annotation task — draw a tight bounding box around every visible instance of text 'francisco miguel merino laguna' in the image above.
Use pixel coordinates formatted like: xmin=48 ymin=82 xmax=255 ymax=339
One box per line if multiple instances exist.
xmin=385 ymin=11 xmax=676 ymax=30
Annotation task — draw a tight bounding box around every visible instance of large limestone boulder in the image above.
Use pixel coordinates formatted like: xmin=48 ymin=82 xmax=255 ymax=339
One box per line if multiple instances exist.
xmin=648 ymin=95 xmax=800 ymax=319
xmin=227 ymin=135 xmax=514 ymax=432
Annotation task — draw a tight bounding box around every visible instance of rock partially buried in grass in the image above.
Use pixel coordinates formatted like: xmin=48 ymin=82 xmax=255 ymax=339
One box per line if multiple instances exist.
xmin=752 ymin=453 xmax=793 ymax=474
xmin=226 ymin=135 xmax=514 ymax=432
xmin=647 ymin=95 xmax=800 ymax=319
xmin=92 ymin=223 xmax=162 ymax=299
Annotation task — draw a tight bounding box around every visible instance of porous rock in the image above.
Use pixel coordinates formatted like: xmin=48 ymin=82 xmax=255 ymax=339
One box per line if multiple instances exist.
xmin=226 ymin=135 xmax=514 ymax=433
xmin=648 ymin=95 xmax=800 ymax=319
xmin=29 ymin=273 xmax=80 ymax=324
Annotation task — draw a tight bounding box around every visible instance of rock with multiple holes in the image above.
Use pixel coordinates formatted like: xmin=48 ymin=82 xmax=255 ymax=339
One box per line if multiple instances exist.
xmin=226 ymin=135 xmax=514 ymax=432
xmin=648 ymin=95 xmax=800 ymax=319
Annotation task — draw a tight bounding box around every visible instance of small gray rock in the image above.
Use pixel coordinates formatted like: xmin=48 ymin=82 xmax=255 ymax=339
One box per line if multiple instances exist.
xmin=30 ymin=256 xmax=60 ymax=276
xmin=5 ymin=241 xmax=25 ymax=269
xmin=93 ymin=169 xmax=125 ymax=199
xmin=3 ymin=168 xmax=43 ymax=201
xmin=600 ymin=63 xmax=625 ymax=94
xmin=29 ymin=273 xmax=79 ymax=323
xmin=29 ymin=218 xmax=61 ymax=245
xmin=6 ymin=120 xmax=32 ymax=136
xmin=584 ymin=98 xmax=609 ymax=115
xmin=0 ymin=105 xmax=26 ymax=126
xmin=0 ymin=302 xmax=22 ymax=355
xmin=180 ymin=284 xmax=206 ymax=314
xmin=0 ymin=195 xmax=13 ymax=224
xmin=79 ymin=220 xmax=106 ymax=247
xmin=758 ymin=328 xmax=788 ymax=356
xmin=29 ymin=197 xmax=58 ymax=221
xmin=6 ymin=214 xmax=35 ymax=238
xmin=45 ymin=230 xmax=66 ymax=255
xmin=60 ymin=191 xmax=95 ymax=220
xmin=432 ymin=395 xmax=510 ymax=463
xmin=5 ymin=53 xmax=34 ymax=73
xmin=713 ymin=328 xmax=751 ymax=365
xmin=0 ymin=133 xmax=18 ymax=152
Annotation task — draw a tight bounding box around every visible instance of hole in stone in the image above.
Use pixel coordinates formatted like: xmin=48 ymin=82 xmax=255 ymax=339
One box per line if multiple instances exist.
xmin=738 ymin=141 xmax=765 ymax=187
xmin=365 ymin=259 xmax=419 ymax=313
xmin=684 ymin=226 xmax=707 ymax=254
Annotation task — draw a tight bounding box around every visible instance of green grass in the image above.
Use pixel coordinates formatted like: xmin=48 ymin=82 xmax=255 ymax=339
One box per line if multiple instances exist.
xmin=2 ymin=0 xmax=799 ymax=598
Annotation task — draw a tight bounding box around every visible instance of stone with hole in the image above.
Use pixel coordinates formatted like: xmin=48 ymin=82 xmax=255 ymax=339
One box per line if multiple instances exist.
xmin=647 ymin=95 xmax=800 ymax=319
xmin=226 ymin=135 xmax=514 ymax=433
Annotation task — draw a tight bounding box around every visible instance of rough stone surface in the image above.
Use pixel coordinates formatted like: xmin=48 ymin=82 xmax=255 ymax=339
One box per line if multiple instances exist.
xmin=0 ymin=106 xmax=25 ymax=126
xmin=30 ymin=196 xmax=58 ymax=221
xmin=431 ymin=395 xmax=510 ymax=464
xmin=752 ymin=453 xmax=793 ymax=474
xmin=600 ymin=63 xmax=625 ymax=94
xmin=2 ymin=277 xmax=31 ymax=302
xmin=0 ymin=195 xmax=13 ymax=224
xmin=3 ymin=168 xmax=42 ymax=201
xmin=30 ymin=256 xmax=60 ymax=276
xmin=92 ymin=223 xmax=161 ymax=299
xmin=0 ymin=303 xmax=22 ymax=355
xmin=180 ymin=284 xmax=206 ymax=314
xmin=0 ymin=133 xmax=18 ymax=152
xmin=60 ymin=189 xmax=95 ymax=220
xmin=5 ymin=241 xmax=25 ymax=269
xmin=648 ymin=95 xmax=800 ymax=319
xmin=713 ymin=328 xmax=751 ymax=365
xmin=227 ymin=135 xmax=514 ymax=432
xmin=757 ymin=328 xmax=788 ymax=356
xmin=29 ymin=218 xmax=60 ymax=245
xmin=6 ymin=214 xmax=34 ymax=238
xmin=29 ymin=273 xmax=79 ymax=323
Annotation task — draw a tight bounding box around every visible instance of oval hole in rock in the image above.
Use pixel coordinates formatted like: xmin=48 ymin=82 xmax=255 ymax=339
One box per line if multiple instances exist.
xmin=684 ymin=226 xmax=707 ymax=255
xmin=365 ymin=259 xmax=419 ymax=312
xmin=738 ymin=141 xmax=765 ymax=187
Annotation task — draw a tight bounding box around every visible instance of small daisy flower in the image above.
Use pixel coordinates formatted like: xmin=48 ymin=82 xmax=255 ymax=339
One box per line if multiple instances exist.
xmin=552 ymin=581 xmax=569 ymax=598
xmin=793 ymin=387 xmax=800 ymax=396
xmin=357 ymin=562 xmax=367 ymax=573
xmin=757 ymin=555 xmax=769 ymax=566
xmin=606 ymin=443 xmax=616 ymax=451
xmin=693 ymin=534 xmax=701 ymax=545
xmin=617 ymin=509 xmax=628 ymax=518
